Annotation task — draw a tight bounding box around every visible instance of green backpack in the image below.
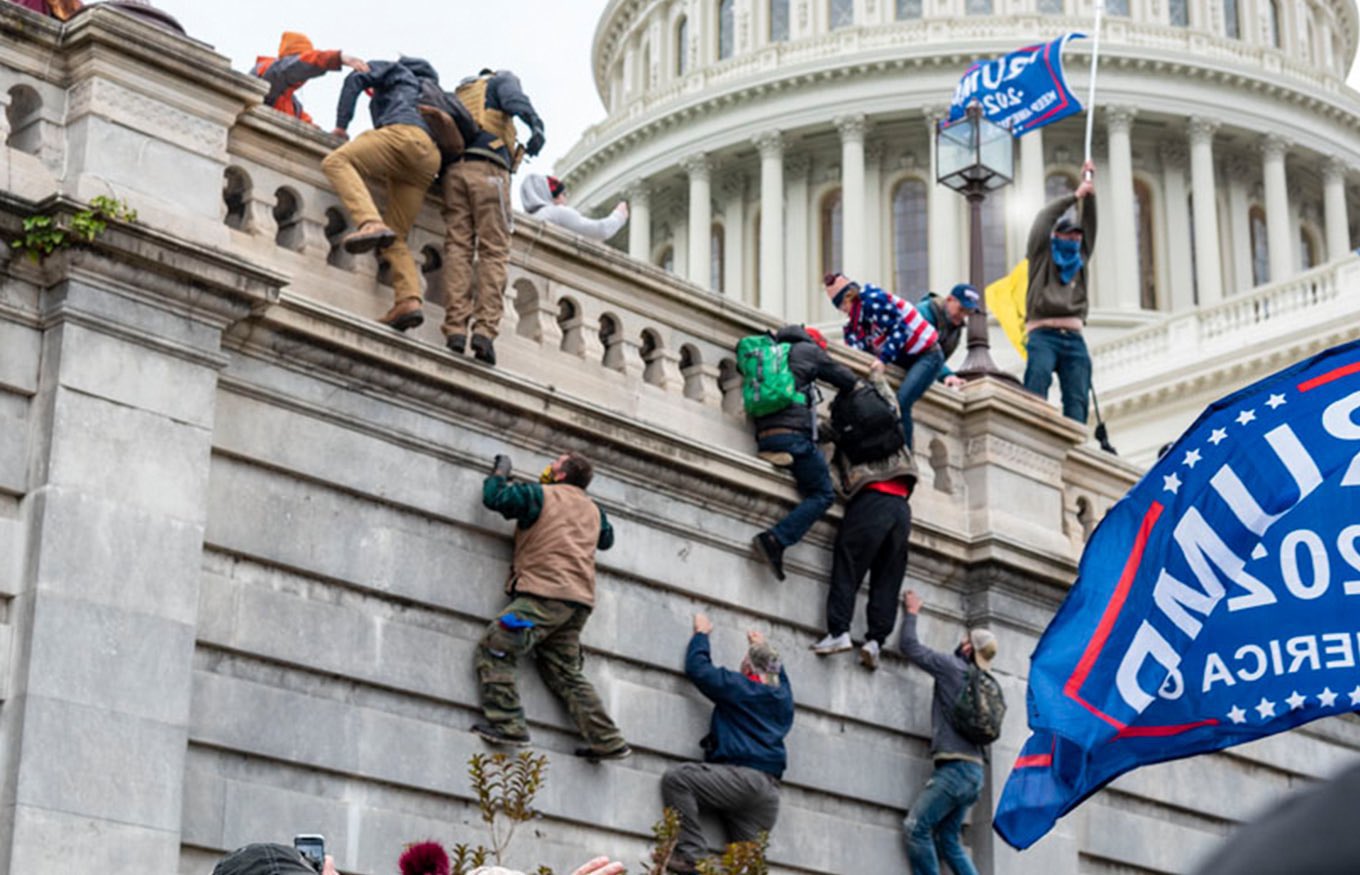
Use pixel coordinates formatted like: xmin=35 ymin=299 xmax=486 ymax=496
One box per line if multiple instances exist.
xmin=949 ymin=664 xmax=1007 ymax=746
xmin=737 ymin=334 xmax=806 ymax=418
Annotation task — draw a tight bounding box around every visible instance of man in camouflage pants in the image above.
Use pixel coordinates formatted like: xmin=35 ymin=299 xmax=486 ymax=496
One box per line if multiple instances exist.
xmin=472 ymin=450 xmax=631 ymax=762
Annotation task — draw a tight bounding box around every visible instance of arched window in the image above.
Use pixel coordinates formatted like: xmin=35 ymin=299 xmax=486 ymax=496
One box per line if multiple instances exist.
xmin=1038 ymin=0 xmax=1064 ymax=14
xmin=966 ymin=0 xmax=994 ymax=14
xmin=892 ymin=179 xmax=929 ymax=299
xmin=1300 ymin=225 xmax=1320 ymax=270
xmin=896 ymin=0 xmax=923 ymax=18
xmin=1223 ymin=0 xmax=1241 ymax=37
xmin=1106 ymin=0 xmax=1130 ymax=15
xmin=6 ymin=85 xmax=43 ymax=155
xmin=820 ymin=188 xmax=844 ymax=277
xmin=1250 ymin=205 xmax=1269 ymax=285
xmin=829 ymin=0 xmax=854 ymax=29
xmin=658 ymin=245 xmax=675 ymax=273
xmin=1169 ymin=0 xmax=1189 ymax=27
xmin=718 ymin=0 xmax=735 ymax=60
xmin=711 ymin=223 xmax=725 ymax=292
xmin=770 ymin=0 xmax=791 ymax=41
xmin=676 ymin=17 xmax=690 ymax=76
xmin=1266 ymin=0 xmax=1281 ymax=47
xmin=1134 ymin=180 xmax=1158 ymax=309
xmin=980 ymin=192 xmax=1007 ymax=284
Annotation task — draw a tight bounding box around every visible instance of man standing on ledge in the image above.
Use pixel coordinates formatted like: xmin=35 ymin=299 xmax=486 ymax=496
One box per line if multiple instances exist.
xmin=1024 ymin=160 xmax=1097 ymax=423
xmin=899 ymin=589 xmax=999 ymax=875
xmin=473 ymin=451 xmax=631 ymax=762
xmin=659 ymin=613 xmax=793 ymax=874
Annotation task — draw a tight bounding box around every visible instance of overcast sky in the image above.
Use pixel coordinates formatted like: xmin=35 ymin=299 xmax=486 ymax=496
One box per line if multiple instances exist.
xmin=155 ymin=0 xmax=1360 ymax=176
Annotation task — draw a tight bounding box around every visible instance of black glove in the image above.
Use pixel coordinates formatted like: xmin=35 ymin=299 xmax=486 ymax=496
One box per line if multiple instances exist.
xmin=491 ymin=454 xmax=513 ymax=478
xmin=525 ymin=129 xmax=545 ymax=157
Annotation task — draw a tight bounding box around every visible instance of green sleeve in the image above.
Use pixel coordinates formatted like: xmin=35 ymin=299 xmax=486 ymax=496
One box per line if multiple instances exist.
xmin=482 ymin=476 xmax=543 ymax=529
xmin=597 ymin=503 xmax=615 ymax=551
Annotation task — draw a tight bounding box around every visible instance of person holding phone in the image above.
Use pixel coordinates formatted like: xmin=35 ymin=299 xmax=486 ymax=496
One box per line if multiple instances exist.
xmin=212 ymin=842 xmax=338 ymax=875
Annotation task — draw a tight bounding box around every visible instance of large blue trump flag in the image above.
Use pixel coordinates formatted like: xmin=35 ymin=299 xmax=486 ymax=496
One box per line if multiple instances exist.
xmin=948 ymin=34 xmax=1085 ymax=135
xmin=995 ymin=339 xmax=1360 ymax=849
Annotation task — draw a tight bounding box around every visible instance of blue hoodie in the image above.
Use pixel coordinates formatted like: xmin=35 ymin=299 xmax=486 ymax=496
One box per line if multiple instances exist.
xmin=686 ymin=633 xmax=795 ymax=778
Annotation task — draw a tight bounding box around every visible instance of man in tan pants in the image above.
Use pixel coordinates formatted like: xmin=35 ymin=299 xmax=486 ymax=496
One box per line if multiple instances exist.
xmin=440 ymin=68 xmax=545 ymax=365
xmin=325 ymin=58 xmax=441 ymax=332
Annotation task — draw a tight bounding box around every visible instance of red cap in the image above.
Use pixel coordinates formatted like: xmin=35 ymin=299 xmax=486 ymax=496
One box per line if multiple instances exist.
xmin=804 ymin=326 xmax=828 ymax=350
xmin=547 ymin=176 xmax=566 ymax=198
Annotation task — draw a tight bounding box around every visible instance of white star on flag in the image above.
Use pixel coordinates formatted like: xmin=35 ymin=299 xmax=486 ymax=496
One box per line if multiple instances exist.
xmin=1163 ymin=473 xmax=1182 ymax=495
xmin=1182 ymin=449 xmax=1202 ymax=469
xmin=1265 ymin=393 xmax=1287 ymax=409
xmin=1350 ymin=686 xmax=1360 ymax=706
xmin=1286 ymin=691 xmax=1307 ymax=710
xmin=1319 ymin=687 xmax=1339 ymax=707
xmin=1227 ymin=705 xmax=1247 ymax=724
xmin=1255 ymin=697 xmax=1277 ymax=719
xmin=1208 ymin=428 xmax=1228 ymax=445
xmin=1236 ymin=409 xmax=1257 ymax=426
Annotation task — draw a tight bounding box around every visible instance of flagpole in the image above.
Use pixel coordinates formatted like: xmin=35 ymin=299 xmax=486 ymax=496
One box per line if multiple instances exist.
xmin=1082 ymin=0 xmax=1105 ymax=177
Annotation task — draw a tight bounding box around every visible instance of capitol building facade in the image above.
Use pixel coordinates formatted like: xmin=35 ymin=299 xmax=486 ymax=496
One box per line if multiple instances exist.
xmin=559 ymin=0 xmax=1360 ymax=463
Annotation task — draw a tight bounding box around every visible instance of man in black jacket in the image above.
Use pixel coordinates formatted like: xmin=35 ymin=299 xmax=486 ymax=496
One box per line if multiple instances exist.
xmin=659 ymin=613 xmax=794 ymax=874
xmin=751 ymin=325 xmax=856 ymax=581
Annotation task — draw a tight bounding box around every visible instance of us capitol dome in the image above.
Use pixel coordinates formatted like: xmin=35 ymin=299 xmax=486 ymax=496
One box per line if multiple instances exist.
xmin=558 ymin=0 xmax=1360 ymax=463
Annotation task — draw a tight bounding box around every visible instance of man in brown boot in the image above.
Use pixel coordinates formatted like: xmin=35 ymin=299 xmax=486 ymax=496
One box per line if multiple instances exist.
xmin=324 ymin=57 xmax=442 ymax=333
xmin=439 ymin=68 xmax=545 ymax=365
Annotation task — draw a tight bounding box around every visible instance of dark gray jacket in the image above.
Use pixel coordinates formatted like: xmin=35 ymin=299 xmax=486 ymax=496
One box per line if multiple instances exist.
xmin=899 ymin=613 xmax=986 ymax=762
xmin=1025 ymin=193 xmax=1097 ymax=324
xmin=753 ymin=325 xmax=856 ymax=436
xmin=335 ymin=58 xmax=434 ymax=134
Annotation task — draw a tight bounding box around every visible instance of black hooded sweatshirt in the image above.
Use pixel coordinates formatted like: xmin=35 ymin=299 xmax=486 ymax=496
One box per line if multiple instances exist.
xmin=753 ymin=325 xmax=857 ymax=436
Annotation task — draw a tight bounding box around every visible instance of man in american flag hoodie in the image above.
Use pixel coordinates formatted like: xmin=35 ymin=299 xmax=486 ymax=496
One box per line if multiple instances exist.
xmin=826 ymin=273 xmax=941 ymax=449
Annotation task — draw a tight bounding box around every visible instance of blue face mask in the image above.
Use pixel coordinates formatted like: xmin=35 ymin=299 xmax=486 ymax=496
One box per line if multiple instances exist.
xmin=1051 ymin=236 xmax=1084 ymax=284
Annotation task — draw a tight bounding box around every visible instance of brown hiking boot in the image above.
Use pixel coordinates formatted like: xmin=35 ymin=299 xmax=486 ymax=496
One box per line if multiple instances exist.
xmin=343 ymin=220 xmax=397 ymax=254
xmin=378 ymin=298 xmax=424 ymax=333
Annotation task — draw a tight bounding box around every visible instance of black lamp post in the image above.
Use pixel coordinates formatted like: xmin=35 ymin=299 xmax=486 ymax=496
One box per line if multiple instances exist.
xmin=936 ymin=101 xmax=1017 ymax=382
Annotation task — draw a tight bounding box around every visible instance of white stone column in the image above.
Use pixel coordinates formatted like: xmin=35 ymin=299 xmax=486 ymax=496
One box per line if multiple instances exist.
xmin=864 ymin=141 xmax=885 ymax=281
xmin=1106 ymin=107 xmax=1141 ymax=309
xmin=1189 ymin=116 xmax=1224 ymax=305
xmin=755 ymin=129 xmax=786 ymax=313
xmin=684 ymin=152 xmax=713 ymax=289
xmin=925 ymin=107 xmax=963 ymax=290
xmin=627 ymin=181 xmax=652 ymax=261
xmin=1012 ymin=126 xmax=1046 ymax=265
xmin=1159 ymin=143 xmax=1195 ymax=312
xmin=836 ymin=113 xmax=868 ymax=279
xmin=720 ymin=172 xmax=746 ymax=299
xmin=1324 ymin=157 xmax=1351 ymax=261
xmin=784 ymin=154 xmax=812 ymax=322
xmin=1261 ymin=134 xmax=1293 ymax=282
xmin=1225 ymin=156 xmax=1253 ymax=294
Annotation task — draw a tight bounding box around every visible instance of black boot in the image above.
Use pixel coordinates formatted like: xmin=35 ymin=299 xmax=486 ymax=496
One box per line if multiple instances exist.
xmin=471 ymin=335 xmax=496 ymax=366
xmin=752 ymin=531 xmax=786 ymax=581
xmin=446 ymin=333 xmax=467 ymax=354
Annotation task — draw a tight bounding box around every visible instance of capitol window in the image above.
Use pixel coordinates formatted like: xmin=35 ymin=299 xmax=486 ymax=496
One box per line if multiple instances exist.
xmin=711 ymin=224 xmax=725 ymax=292
xmin=1300 ymin=225 xmax=1321 ymax=270
xmin=967 ymin=0 xmax=995 ymax=15
xmin=1169 ymin=0 xmax=1189 ymax=27
xmin=1038 ymin=0 xmax=1064 ymax=15
xmin=820 ymin=188 xmax=844 ymax=277
xmin=896 ymin=0 xmax=923 ymax=19
xmin=1223 ymin=0 xmax=1241 ymax=38
xmin=770 ymin=0 xmax=791 ymax=41
xmin=676 ymin=16 xmax=690 ymax=76
xmin=1134 ymin=179 xmax=1158 ymax=310
xmin=719 ymin=0 xmax=735 ymax=60
xmin=830 ymin=0 xmax=854 ymax=29
xmin=1106 ymin=0 xmax=1130 ymax=16
xmin=892 ymin=179 xmax=929 ymax=298
xmin=1266 ymin=0 xmax=1281 ymax=48
xmin=1250 ymin=205 xmax=1269 ymax=285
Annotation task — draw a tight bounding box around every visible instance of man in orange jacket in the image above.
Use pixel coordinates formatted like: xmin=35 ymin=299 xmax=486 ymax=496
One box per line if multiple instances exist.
xmin=251 ymin=32 xmax=367 ymax=125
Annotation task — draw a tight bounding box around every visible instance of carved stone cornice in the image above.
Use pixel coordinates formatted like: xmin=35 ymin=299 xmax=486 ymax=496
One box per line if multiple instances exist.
xmin=1105 ymin=105 xmax=1138 ymax=135
xmin=1324 ymin=155 xmax=1349 ymax=184
xmin=681 ymin=152 xmax=711 ymax=181
xmin=1187 ymin=116 xmax=1220 ymax=146
xmin=753 ymin=129 xmax=785 ymax=158
xmin=626 ymin=179 xmax=652 ymax=205
xmin=1259 ymin=133 xmax=1292 ymax=161
xmin=834 ymin=113 xmax=868 ymax=143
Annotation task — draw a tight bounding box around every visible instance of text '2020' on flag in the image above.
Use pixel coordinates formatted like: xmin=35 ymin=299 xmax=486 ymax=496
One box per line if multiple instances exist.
xmin=948 ymin=34 xmax=1085 ymax=135
xmin=994 ymin=339 xmax=1360 ymax=850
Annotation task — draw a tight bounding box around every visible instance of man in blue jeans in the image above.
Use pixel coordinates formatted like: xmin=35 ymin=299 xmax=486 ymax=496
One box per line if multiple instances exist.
xmin=1023 ymin=161 xmax=1097 ymax=423
xmin=899 ymin=588 xmax=999 ymax=875
xmin=751 ymin=325 xmax=857 ymax=581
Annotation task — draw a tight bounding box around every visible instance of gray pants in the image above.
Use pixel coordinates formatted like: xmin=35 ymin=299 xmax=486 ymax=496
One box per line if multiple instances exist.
xmin=661 ymin=762 xmax=781 ymax=862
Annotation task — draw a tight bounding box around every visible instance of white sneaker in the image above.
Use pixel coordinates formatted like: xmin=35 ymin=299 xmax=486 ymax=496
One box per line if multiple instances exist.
xmin=811 ymin=632 xmax=853 ymax=654
xmin=860 ymin=640 xmax=881 ymax=670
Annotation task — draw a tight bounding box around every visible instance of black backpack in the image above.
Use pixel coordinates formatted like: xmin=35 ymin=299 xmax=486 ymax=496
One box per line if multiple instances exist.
xmin=949 ymin=664 xmax=1007 ymax=746
xmin=830 ymin=382 xmax=905 ymax=465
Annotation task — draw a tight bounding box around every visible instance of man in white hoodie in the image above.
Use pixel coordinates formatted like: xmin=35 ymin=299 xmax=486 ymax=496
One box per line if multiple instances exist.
xmin=521 ymin=174 xmax=628 ymax=242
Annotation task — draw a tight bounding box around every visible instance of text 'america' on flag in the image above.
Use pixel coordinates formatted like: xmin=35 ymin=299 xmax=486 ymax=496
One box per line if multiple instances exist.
xmin=947 ymin=34 xmax=1085 ymax=136
xmin=994 ymin=339 xmax=1360 ymax=850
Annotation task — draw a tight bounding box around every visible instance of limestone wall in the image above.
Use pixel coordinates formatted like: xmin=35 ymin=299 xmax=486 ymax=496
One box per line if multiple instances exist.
xmin=0 ymin=7 xmax=1358 ymax=875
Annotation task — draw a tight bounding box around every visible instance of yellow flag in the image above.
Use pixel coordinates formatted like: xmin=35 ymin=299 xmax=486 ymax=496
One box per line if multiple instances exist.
xmin=986 ymin=258 xmax=1029 ymax=360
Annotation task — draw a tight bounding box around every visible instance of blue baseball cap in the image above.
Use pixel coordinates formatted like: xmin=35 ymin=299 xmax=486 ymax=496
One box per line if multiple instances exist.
xmin=950 ymin=283 xmax=981 ymax=312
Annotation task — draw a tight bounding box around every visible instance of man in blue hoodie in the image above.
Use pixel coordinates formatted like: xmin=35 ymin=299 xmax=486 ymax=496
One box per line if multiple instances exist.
xmin=323 ymin=58 xmax=442 ymax=334
xmin=659 ymin=614 xmax=794 ymax=874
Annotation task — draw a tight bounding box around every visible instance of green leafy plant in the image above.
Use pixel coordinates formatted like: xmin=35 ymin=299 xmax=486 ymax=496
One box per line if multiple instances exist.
xmin=451 ymin=750 xmax=553 ymax=875
xmin=695 ymin=834 xmax=770 ymax=875
xmin=644 ymin=807 xmax=683 ymax=875
xmin=450 ymin=843 xmax=491 ymax=875
xmin=10 ymin=195 xmax=137 ymax=262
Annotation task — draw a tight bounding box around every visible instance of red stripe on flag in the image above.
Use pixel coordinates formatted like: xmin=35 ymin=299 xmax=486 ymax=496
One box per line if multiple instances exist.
xmin=1299 ymin=361 xmax=1360 ymax=392
xmin=1115 ymin=718 xmax=1219 ymax=738
xmin=1014 ymin=754 xmax=1053 ymax=769
xmin=1063 ymin=502 xmax=1164 ymax=701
